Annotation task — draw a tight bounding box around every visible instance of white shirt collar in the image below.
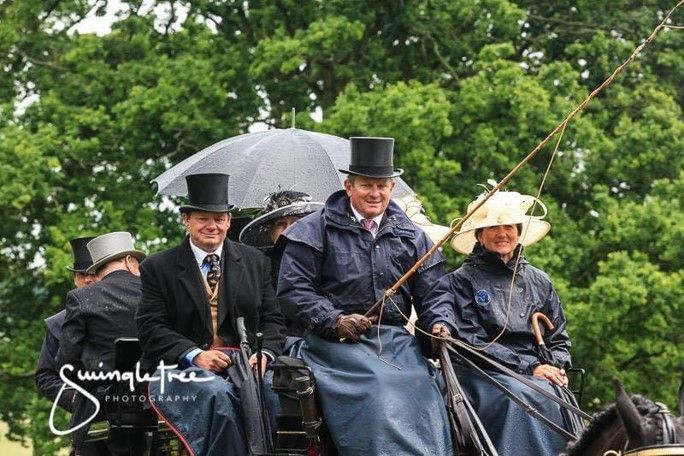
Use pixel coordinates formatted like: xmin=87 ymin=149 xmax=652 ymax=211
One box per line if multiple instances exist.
xmin=189 ymin=239 xmax=222 ymax=269
xmin=349 ymin=204 xmax=383 ymax=237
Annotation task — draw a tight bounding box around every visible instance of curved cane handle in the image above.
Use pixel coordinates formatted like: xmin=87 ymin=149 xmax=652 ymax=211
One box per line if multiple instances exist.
xmin=531 ymin=312 xmax=554 ymax=345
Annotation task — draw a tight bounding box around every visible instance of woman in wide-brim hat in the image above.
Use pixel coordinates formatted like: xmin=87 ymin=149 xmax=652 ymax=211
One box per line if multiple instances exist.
xmin=450 ymin=190 xmax=551 ymax=255
xmin=240 ymin=192 xmax=323 ymax=250
xmin=240 ymin=191 xmax=324 ymax=250
xmin=240 ymin=191 xmax=323 ymax=338
xmin=423 ymin=190 xmax=574 ymax=456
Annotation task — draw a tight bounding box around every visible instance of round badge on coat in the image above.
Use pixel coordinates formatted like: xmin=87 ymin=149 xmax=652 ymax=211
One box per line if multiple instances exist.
xmin=475 ymin=290 xmax=491 ymax=305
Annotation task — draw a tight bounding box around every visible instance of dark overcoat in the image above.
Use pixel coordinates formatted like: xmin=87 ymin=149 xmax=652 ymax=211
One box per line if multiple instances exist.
xmin=35 ymin=310 xmax=77 ymax=411
xmin=57 ymin=270 xmax=141 ymax=372
xmin=136 ymin=236 xmax=285 ymax=368
xmin=55 ymin=269 xmax=141 ymax=449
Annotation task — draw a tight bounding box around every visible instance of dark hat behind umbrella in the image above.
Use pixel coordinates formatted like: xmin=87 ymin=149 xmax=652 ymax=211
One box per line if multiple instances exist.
xmin=179 ymin=173 xmax=234 ymax=213
xmin=339 ymin=137 xmax=403 ymax=178
xmin=66 ymin=236 xmax=96 ymax=273
xmin=239 ymin=191 xmax=323 ymax=249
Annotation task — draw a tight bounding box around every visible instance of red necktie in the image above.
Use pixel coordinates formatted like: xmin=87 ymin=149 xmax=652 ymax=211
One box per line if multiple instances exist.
xmin=361 ymin=218 xmax=377 ymax=232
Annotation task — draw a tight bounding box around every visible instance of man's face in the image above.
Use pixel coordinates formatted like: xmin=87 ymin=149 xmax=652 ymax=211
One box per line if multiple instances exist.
xmin=73 ymin=272 xmax=98 ymax=288
xmin=183 ymin=211 xmax=231 ymax=252
xmin=477 ymin=225 xmax=519 ymax=260
xmin=344 ymin=176 xmax=395 ymax=219
xmin=269 ymin=215 xmax=302 ymax=244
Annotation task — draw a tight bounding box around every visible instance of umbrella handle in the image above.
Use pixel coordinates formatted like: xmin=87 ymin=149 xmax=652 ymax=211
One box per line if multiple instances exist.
xmin=255 ymin=332 xmax=264 ymax=379
xmin=531 ymin=312 xmax=554 ymax=346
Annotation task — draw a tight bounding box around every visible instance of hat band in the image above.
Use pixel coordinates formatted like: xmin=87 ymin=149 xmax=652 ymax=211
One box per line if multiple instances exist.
xmin=348 ymin=164 xmax=397 ymax=176
xmin=180 ymin=202 xmax=233 ymax=213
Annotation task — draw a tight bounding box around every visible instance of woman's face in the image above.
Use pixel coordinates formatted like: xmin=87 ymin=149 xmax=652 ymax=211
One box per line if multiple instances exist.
xmin=477 ymin=224 xmax=519 ymax=262
xmin=269 ymin=215 xmax=302 ymax=243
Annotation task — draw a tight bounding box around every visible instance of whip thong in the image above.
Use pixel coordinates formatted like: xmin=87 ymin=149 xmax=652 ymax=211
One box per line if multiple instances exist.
xmin=363 ymin=0 xmax=684 ymax=319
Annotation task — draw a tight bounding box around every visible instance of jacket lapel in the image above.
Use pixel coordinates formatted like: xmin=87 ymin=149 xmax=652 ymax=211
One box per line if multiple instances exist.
xmin=176 ymin=237 xmax=212 ymax=335
xmin=218 ymin=240 xmax=243 ymax=334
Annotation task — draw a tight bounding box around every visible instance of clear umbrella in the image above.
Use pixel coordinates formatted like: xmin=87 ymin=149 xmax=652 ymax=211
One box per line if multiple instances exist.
xmin=153 ymin=128 xmax=414 ymax=209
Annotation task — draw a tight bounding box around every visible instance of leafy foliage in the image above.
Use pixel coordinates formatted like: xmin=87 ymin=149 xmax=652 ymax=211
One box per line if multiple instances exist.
xmin=0 ymin=0 xmax=682 ymax=452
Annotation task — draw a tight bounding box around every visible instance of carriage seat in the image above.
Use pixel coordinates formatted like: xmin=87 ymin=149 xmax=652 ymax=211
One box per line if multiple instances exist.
xmin=104 ymin=338 xmax=158 ymax=428
xmin=271 ymin=355 xmax=324 ymax=454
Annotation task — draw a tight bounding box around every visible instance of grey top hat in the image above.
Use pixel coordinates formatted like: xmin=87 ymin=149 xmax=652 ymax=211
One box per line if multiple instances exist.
xmin=66 ymin=236 xmax=96 ymax=273
xmin=85 ymin=231 xmax=146 ymax=274
xmin=338 ymin=137 xmax=403 ymax=178
xmin=179 ymin=173 xmax=234 ymax=213
xmin=240 ymin=191 xmax=323 ymax=249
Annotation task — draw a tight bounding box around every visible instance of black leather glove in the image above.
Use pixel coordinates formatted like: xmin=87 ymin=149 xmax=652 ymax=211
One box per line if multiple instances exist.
xmin=334 ymin=314 xmax=372 ymax=341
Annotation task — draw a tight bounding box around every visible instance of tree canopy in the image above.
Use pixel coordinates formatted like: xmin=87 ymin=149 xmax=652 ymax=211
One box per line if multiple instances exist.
xmin=0 ymin=1 xmax=682 ymax=452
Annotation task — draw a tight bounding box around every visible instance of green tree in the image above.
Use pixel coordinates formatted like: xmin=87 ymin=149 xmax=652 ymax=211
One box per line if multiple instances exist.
xmin=0 ymin=1 xmax=682 ymax=452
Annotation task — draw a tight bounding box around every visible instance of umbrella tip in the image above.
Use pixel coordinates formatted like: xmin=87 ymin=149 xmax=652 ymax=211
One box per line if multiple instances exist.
xmin=291 ymin=107 xmax=296 ymax=129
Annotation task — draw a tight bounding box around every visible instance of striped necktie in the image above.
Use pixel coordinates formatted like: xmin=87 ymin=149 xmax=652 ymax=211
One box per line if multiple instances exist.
xmin=204 ymin=254 xmax=221 ymax=290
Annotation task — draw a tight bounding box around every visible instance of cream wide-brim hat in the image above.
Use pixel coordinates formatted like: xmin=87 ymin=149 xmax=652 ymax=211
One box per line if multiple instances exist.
xmin=393 ymin=194 xmax=451 ymax=245
xmin=450 ymin=191 xmax=551 ymax=254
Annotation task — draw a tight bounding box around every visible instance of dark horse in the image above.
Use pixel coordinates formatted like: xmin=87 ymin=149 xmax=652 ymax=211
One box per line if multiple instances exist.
xmin=565 ymin=379 xmax=684 ymax=455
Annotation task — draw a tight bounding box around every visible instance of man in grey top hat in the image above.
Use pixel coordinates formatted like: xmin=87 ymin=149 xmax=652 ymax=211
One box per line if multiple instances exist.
xmin=35 ymin=236 xmax=98 ymax=412
xmin=277 ymin=137 xmax=454 ymax=455
xmin=56 ymin=231 xmax=146 ymax=452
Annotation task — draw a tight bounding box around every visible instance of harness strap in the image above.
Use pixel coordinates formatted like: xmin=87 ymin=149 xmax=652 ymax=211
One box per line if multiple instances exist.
xmin=447 ymin=340 xmax=592 ymax=420
xmin=451 ymin=344 xmax=577 ymax=441
xmin=621 ymin=403 xmax=680 ymax=454
xmin=438 ymin=344 xmax=498 ymax=454
xmin=656 ymin=403 xmax=678 ymax=445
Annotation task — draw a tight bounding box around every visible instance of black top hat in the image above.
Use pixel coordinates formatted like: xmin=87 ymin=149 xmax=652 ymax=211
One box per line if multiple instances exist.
xmin=66 ymin=236 xmax=96 ymax=273
xmin=179 ymin=173 xmax=234 ymax=213
xmin=338 ymin=137 xmax=403 ymax=178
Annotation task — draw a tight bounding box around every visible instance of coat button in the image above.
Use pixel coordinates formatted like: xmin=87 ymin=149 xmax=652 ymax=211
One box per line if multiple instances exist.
xmin=375 ymin=245 xmax=380 ymax=249
xmin=519 ymin=312 xmax=525 ymax=318
xmin=201 ymin=344 xmax=209 ymax=350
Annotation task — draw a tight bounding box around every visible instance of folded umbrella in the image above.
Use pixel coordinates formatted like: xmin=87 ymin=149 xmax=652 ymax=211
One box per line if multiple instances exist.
xmin=227 ymin=317 xmax=273 ymax=455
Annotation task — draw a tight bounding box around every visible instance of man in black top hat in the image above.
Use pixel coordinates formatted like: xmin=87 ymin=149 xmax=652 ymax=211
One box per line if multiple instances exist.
xmin=277 ymin=137 xmax=455 ymax=455
xmin=136 ymin=173 xmax=285 ymax=456
xmin=35 ymin=236 xmax=98 ymax=412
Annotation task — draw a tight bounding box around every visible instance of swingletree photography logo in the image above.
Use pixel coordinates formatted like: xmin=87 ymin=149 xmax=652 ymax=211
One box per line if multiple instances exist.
xmin=49 ymin=361 xmax=214 ymax=436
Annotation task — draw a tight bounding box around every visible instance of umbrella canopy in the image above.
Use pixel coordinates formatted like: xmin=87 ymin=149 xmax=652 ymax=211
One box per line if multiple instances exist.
xmin=153 ymin=128 xmax=414 ymax=209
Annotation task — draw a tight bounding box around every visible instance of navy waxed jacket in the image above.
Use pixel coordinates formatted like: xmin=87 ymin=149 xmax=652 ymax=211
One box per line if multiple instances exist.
xmin=424 ymin=243 xmax=572 ymax=374
xmin=277 ymin=190 xmax=453 ymax=338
